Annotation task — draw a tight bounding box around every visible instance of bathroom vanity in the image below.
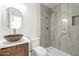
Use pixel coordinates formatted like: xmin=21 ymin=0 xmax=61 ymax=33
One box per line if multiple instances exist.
xmin=0 ymin=5 xmax=31 ymax=56
xmin=0 ymin=37 xmax=30 ymax=56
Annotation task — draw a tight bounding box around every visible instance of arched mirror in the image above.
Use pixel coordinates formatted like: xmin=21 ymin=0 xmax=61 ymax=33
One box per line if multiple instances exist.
xmin=7 ymin=7 xmax=23 ymax=29
xmin=7 ymin=7 xmax=23 ymax=34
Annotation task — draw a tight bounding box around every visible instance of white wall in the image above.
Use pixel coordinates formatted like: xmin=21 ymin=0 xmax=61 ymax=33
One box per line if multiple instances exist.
xmin=0 ymin=3 xmax=40 ymax=39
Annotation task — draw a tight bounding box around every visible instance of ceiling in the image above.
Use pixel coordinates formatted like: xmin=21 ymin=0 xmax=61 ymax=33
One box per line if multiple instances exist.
xmin=42 ymin=3 xmax=59 ymax=9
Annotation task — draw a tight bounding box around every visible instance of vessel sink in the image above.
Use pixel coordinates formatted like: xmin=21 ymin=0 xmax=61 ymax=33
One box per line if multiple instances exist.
xmin=4 ymin=34 xmax=23 ymax=42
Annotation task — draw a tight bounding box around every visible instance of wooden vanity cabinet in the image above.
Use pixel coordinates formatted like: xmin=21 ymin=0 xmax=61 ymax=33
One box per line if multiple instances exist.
xmin=16 ymin=43 xmax=29 ymax=56
xmin=0 ymin=43 xmax=29 ymax=56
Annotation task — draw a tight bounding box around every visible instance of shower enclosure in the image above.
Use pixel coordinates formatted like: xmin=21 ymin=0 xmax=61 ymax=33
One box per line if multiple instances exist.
xmin=40 ymin=3 xmax=79 ymax=56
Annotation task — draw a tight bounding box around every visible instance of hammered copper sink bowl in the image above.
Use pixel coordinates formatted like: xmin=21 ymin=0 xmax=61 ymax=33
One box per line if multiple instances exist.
xmin=4 ymin=34 xmax=23 ymax=42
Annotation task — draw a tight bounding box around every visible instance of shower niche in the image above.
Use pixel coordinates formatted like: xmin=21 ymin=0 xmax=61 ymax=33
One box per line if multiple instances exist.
xmin=72 ymin=15 xmax=79 ymax=26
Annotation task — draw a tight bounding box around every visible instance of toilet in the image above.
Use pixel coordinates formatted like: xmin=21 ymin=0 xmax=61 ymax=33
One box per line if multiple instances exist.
xmin=31 ymin=38 xmax=47 ymax=56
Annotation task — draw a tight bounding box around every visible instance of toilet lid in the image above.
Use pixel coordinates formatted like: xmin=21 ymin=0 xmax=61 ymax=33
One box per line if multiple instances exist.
xmin=33 ymin=46 xmax=47 ymax=55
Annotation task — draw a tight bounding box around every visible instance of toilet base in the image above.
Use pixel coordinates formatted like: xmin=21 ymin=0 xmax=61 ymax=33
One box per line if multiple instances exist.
xmin=31 ymin=46 xmax=47 ymax=56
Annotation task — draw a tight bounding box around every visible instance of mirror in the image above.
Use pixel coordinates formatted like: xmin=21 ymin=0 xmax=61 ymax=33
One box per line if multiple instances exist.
xmin=7 ymin=7 xmax=23 ymax=29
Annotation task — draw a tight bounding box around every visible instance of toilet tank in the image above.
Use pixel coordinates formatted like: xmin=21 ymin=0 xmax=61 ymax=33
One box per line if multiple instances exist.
xmin=31 ymin=38 xmax=40 ymax=48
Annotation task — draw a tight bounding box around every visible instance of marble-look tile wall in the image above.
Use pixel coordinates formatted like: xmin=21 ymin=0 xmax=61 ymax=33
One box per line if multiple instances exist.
xmin=68 ymin=4 xmax=79 ymax=56
xmin=51 ymin=5 xmax=61 ymax=49
xmin=40 ymin=4 xmax=52 ymax=48
xmin=51 ymin=3 xmax=79 ymax=56
xmin=59 ymin=3 xmax=72 ymax=55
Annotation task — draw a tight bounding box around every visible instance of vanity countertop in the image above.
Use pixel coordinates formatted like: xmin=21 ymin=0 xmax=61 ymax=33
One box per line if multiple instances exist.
xmin=0 ymin=37 xmax=31 ymax=48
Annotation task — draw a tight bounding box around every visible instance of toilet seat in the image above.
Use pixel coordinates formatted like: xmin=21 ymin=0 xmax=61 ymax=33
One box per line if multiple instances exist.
xmin=33 ymin=46 xmax=47 ymax=56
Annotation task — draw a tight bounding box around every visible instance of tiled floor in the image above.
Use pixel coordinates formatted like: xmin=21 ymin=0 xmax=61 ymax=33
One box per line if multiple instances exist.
xmin=46 ymin=47 xmax=70 ymax=56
